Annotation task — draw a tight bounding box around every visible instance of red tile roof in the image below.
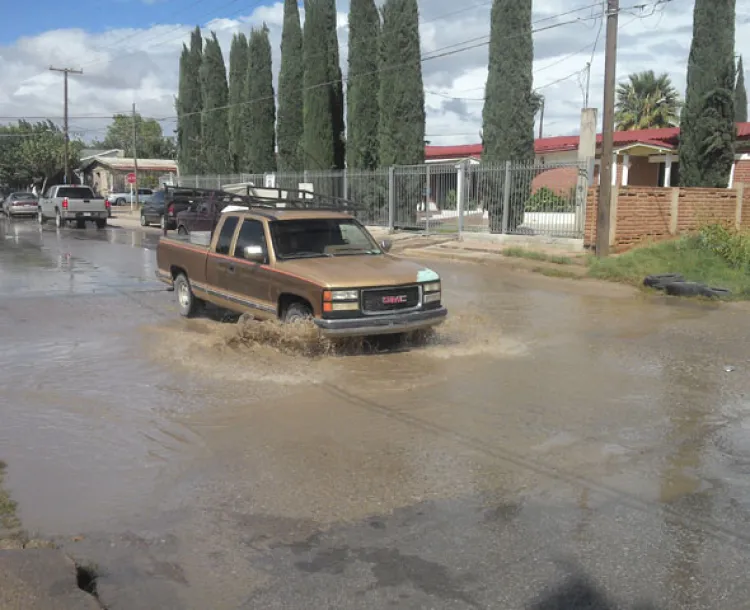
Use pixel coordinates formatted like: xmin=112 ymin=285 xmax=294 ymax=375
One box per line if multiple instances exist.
xmin=425 ymin=122 xmax=750 ymax=160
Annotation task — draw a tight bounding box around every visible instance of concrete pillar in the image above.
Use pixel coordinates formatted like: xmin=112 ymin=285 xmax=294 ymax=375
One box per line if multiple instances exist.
xmin=611 ymin=154 xmax=618 ymax=186
xmin=576 ymin=108 xmax=597 ymax=233
xmin=669 ymin=187 xmax=679 ymax=235
xmin=664 ymin=154 xmax=672 ymax=187
xmin=735 ymin=182 xmax=744 ymax=230
xmin=621 ymin=154 xmax=629 ymax=185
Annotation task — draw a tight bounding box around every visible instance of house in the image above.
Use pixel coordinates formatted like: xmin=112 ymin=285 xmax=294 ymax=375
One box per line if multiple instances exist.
xmin=424 ymin=122 xmax=750 ymax=198
xmin=79 ymin=156 xmax=179 ymax=197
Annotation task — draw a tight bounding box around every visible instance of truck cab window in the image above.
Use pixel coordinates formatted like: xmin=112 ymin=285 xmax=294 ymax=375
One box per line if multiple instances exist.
xmin=215 ymin=216 xmax=239 ymax=254
xmin=234 ymin=219 xmax=267 ymax=260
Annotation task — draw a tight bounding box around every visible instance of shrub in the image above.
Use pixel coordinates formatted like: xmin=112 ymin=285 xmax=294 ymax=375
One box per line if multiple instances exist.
xmin=696 ymin=223 xmax=750 ymax=269
xmin=525 ymin=186 xmax=575 ymax=213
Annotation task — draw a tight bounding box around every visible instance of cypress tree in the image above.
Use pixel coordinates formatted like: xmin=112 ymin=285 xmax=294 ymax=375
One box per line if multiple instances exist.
xmin=323 ymin=0 xmax=345 ymax=169
xmin=346 ymin=0 xmax=380 ymax=170
xmin=244 ymin=25 xmax=277 ymax=173
xmin=277 ymin=0 xmax=304 ymax=172
xmin=481 ymin=0 xmax=535 ymax=232
xmin=200 ymin=32 xmax=231 ymax=173
xmin=378 ymin=0 xmax=425 ymax=167
xmin=302 ymin=0 xmax=336 ymax=169
xmin=228 ymin=33 xmax=248 ymax=172
xmin=679 ymin=0 xmax=736 ymax=187
xmin=177 ymin=27 xmax=204 ymax=175
xmin=736 ymin=56 xmax=748 ymax=123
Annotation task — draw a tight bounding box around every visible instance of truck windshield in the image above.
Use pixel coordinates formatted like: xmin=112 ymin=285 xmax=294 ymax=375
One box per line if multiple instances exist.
xmin=271 ymin=218 xmax=381 ymax=259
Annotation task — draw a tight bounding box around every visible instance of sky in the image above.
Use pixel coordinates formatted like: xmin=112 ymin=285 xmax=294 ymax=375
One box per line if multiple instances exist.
xmin=1 ymin=0 xmax=750 ymax=149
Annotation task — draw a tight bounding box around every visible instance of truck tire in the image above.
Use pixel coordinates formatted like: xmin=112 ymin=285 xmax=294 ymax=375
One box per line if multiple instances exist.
xmin=174 ymin=273 xmax=201 ymax=317
xmin=284 ymin=302 xmax=313 ymax=324
xmin=643 ymin=273 xmax=684 ymax=289
xmin=76 ymin=219 xmax=86 ymax=229
xmin=160 ymin=215 xmax=167 ymax=230
xmin=177 ymin=225 xmax=188 ymax=236
xmin=116 ymin=198 xmax=125 ymax=206
xmin=55 ymin=209 xmax=64 ymax=228
xmin=37 ymin=209 xmax=44 ymax=225
xmin=95 ymin=218 xmax=107 ymax=229
xmin=141 ymin=214 xmax=149 ymax=227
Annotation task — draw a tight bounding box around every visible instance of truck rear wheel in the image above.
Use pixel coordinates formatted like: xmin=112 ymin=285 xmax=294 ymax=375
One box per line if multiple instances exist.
xmin=96 ymin=219 xmax=107 ymax=229
xmin=174 ymin=273 xmax=201 ymax=317
xmin=55 ymin=209 xmax=64 ymax=228
xmin=76 ymin=219 xmax=86 ymax=229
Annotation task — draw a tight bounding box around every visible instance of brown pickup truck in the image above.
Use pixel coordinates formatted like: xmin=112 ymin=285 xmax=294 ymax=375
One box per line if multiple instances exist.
xmin=155 ymin=207 xmax=447 ymax=337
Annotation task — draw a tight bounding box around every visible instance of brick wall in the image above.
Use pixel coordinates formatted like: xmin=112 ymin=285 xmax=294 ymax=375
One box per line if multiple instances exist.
xmin=584 ymin=185 xmax=749 ymax=250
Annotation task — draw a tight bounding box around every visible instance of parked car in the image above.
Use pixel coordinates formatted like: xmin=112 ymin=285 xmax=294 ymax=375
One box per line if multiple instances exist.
xmin=174 ymin=193 xmax=252 ymax=235
xmin=140 ymin=187 xmax=201 ymax=230
xmin=155 ymin=207 xmax=447 ymax=338
xmin=3 ymin=192 xmax=38 ymax=218
xmin=107 ymin=188 xmax=153 ymax=206
xmin=38 ymin=185 xmax=109 ymax=229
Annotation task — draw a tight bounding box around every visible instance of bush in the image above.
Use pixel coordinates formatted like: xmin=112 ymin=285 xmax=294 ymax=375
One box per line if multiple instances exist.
xmin=525 ymin=186 xmax=575 ymax=213
xmin=696 ymin=224 xmax=750 ymax=269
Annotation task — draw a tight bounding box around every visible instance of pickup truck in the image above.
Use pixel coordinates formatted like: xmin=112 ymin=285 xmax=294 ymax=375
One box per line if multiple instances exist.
xmin=155 ymin=207 xmax=447 ymax=338
xmin=38 ymin=185 xmax=109 ymax=229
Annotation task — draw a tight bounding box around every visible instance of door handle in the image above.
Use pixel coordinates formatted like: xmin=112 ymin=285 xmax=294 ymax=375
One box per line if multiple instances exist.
xmin=227 ymin=264 xmax=235 ymax=273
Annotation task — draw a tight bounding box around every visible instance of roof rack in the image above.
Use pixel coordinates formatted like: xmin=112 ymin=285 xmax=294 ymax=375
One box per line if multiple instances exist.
xmin=218 ymin=183 xmax=365 ymax=211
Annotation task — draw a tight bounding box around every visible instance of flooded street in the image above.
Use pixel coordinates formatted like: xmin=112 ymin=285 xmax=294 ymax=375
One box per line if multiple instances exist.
xmin=3 ymin=218 xmax=750 ymax=608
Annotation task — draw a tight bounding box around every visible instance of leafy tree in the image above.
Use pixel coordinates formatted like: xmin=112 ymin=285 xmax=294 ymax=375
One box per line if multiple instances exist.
xmin=378 ymin=0 xmax=425 ymax=166
xmin=97 ymin=114 xmax=175 ymax=158
xmin=228 ymin=32 xmax=249 ymax=172
xmin=177 ymin=26 xmax=204 ymax=174
xmin=346 ymin=0 xmax=380 ymax=170
xmin=481 ymin=0 xmax=535 ymax=232
xmin=244 ymin=25 xmax=277 ymax=173
xmin=614 ymin=71 xmax=681 ymax=130
xmin=736 ymin=56 xmax=748 ymax=123
xmin=302 ymin=0 xmax=336 ymax=169
xmin=277 ymin=0 xmax=304 ymax=172
xmin=0 ymin=121 xmax=81 ymax=190
xmin=200 ymin=32 xmax=231 ymax=173
xmin=679 ymin=0 xmax=736 ymax=188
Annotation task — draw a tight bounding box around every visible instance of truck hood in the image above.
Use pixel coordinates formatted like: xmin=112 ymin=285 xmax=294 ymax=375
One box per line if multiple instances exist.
xmin=275 ymin=254 xmax=440 ymax=288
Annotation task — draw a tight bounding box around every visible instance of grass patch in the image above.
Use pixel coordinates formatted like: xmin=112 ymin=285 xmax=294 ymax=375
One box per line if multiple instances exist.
xmin=0 ymin=460 xmax=20 ymax=531
xmin=502 ymin=247 xmax=575 ymax=265
xmin=532 ymin=266 xmax=584 ymax=279
xmin=587 ymin=231 xmax=750 ymax=298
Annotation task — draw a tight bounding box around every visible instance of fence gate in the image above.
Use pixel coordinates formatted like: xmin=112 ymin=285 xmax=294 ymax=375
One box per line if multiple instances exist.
xmin=392 ymin=163 xmax=461 ymax=234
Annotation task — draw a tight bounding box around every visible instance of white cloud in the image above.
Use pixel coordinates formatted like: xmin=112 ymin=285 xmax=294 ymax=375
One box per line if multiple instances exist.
xmin=1 ymin=0 xmax=749 ymax=150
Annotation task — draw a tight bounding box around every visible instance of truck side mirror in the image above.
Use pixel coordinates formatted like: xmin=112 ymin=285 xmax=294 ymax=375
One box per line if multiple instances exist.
xmin=380 ymin=239 xmax=393 ymax=252
xmin=243 ymin=245 xmax=265 ymax=262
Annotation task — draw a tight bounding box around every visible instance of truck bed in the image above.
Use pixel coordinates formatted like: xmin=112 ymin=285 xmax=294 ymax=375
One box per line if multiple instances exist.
xmin=155 ymin=235 xmax=210 ymax=286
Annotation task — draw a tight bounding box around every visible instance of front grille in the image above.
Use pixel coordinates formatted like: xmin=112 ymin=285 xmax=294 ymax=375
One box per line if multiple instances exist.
xmin=362 ymin=285 xmax=420 ymax=314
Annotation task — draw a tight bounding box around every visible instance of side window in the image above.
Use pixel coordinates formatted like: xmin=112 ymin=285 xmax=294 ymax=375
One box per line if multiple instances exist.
xmin=215 ymin=216 xmax=239 ymax=255
xmin=234 ymin=219 xmax=267 ymax=260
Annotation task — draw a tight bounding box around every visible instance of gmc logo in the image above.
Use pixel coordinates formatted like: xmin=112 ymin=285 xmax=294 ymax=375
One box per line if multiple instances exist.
xmin=382 ymin=295 xmax=407 ymax=305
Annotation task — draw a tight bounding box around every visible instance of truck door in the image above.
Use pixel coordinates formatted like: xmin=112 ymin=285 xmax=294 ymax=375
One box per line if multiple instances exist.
xmin=223 ymin=218 xmax=274 ymax=316
xmin=205 ymin=215 xmax=240 ymax=293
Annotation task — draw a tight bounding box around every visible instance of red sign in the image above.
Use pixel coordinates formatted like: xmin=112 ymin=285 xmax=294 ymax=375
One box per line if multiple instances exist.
xmin=126 ymin=173 xmax=136 ymax=184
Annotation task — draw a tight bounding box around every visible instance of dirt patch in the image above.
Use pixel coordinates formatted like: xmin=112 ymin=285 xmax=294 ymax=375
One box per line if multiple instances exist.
xmin=0 ymin=460 xmax=20 ymax=535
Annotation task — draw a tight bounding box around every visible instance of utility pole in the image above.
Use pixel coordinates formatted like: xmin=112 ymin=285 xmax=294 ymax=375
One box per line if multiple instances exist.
xmin=595 ymin=0 xmax=618 ymax=257
xmin=132 ymin=103 xmax=139 ymax=213
xmin=584 ymin=62 xmax=592 ymax=108
xmin=49 ymin=66 xmax=83 ymax=185
xmin=538 ymin=96 xmax=545 ymax=139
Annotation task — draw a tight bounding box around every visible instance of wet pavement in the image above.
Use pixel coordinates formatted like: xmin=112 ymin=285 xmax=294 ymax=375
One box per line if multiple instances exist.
xmin=2 ymin=217 xmax=750 ymax=608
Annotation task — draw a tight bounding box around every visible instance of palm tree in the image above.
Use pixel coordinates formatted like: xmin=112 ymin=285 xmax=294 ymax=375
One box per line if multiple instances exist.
xmin=615 ymin=70 xmax=681 ymax=130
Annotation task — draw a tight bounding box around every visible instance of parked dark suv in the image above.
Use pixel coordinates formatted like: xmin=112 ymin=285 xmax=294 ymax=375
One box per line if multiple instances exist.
xmin=140 ymin=187 xmax=204 ymax=230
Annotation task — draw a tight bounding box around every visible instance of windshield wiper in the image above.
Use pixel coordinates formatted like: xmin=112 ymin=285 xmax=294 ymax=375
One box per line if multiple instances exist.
xmin=282 ymin=251 xmax=332 ymax=259
xmin=329 ymin=247 xmax=380 ymax=256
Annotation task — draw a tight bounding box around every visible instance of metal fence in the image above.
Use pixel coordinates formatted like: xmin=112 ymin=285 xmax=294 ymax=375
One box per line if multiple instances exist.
xmin=179 ymin=158 xmax=592 ymax=239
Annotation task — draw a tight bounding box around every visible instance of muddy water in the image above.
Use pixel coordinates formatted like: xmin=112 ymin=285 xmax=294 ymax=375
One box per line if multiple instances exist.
xmin=4 ymin=220 xmax=750 ymax=607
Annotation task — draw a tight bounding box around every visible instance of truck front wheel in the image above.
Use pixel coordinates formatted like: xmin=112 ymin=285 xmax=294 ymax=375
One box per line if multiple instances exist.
xmin=284 ymin=302 xmax=313 ymax=324
xmin=174 ymin=273 xmax=201 ymax=317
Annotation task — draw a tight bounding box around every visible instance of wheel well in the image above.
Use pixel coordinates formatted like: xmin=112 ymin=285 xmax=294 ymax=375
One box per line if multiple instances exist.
xmin=278 ymin=293 xmax=312 ymax=319
xmin=170 ymin=266 xmax=187 ymax=280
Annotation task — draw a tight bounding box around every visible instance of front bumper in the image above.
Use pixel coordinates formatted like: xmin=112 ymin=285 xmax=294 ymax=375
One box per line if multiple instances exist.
xmin=314 ymin=306 xmax=447 ymax=337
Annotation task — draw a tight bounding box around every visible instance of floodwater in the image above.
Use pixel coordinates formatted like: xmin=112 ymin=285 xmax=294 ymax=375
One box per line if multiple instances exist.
xmin=2 ymin=218 xmax=750 ymax=608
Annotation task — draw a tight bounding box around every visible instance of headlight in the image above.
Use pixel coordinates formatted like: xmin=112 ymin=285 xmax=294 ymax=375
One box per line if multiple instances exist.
xmin=423 ymin=282 xmax=441 ymax=292
xmin=329 ymin=289 xmax=358 ymax=301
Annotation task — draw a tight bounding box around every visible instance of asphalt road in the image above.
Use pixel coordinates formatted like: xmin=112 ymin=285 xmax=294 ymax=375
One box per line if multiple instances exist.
xmin=2 ymin=217 xmax=750 ymax=609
